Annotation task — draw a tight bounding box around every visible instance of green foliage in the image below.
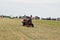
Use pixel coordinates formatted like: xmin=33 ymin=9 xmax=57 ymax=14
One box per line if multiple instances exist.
xmin=3 ymin=16 xmax=11 ymax=18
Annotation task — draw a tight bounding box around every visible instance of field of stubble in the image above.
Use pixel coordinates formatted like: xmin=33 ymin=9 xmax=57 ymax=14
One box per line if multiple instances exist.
xmin=0 ymin=18 xmax=60 ymax=40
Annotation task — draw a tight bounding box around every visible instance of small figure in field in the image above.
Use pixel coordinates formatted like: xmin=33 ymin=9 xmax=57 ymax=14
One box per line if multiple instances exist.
xmin=22 ymin=16 xmax=34 ymax=27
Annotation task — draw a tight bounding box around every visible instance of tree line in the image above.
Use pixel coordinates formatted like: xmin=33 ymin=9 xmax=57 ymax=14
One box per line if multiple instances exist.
xmin=0 ymin=15 xmax=60 ymax=21
xmin=0 ymin=15 xmax=40 ymax=20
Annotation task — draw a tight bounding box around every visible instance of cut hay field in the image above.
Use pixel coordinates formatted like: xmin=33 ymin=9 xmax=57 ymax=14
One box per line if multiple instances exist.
xmin=0 ymin=18 xmax=60 ymax=40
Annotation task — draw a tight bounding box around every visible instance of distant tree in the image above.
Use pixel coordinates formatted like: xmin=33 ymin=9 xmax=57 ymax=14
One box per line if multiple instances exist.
xmin=34 ymin=16 xmax=40 ymax=20
xmin=46 ymin=17 xmax=51 ymax=20
xmin=57 ymin=17 xmax=60 ymax=21
xmin=3 ymin=15 xmax=11 ymax=18
xmin=16 ymin=16 xmax=18 ymax=18
xmin=19 ymin=16 xmax=22 ymax=19
xmin=0 ymin=15 xmax=3 ymax=18
xmin=51 ymin=18 xmax=56 ymax=20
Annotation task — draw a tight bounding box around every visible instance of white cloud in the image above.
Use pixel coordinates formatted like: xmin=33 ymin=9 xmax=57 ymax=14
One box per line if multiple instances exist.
xmin=0 ymin=0 xmax=60 ymax=17
xmin=13 ymin=0 xmax=60 ymax=4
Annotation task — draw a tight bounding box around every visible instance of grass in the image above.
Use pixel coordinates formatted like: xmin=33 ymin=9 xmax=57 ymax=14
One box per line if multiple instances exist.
xmin=0 ymin=18 xmax=60 ymax=40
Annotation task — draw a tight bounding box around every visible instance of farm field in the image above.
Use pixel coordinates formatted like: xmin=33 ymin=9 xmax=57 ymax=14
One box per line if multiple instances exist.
xmin=0 ymin=18 xmax=60 ymax=40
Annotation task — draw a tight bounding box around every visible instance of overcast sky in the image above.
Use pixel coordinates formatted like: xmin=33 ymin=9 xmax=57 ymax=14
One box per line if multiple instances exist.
xmin=0 ymin=0 xmax=60 ymax=18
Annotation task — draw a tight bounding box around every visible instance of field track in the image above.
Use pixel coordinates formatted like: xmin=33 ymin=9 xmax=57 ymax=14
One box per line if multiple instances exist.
xmin=0 ymin=18 xmax=60 ymax=40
